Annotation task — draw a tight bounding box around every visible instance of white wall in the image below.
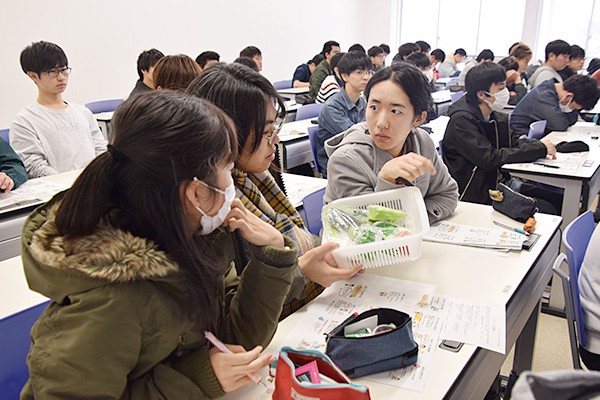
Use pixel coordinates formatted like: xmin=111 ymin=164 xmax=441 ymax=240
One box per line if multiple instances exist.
xmin=0 ymin=0 xmax=393 ymax=128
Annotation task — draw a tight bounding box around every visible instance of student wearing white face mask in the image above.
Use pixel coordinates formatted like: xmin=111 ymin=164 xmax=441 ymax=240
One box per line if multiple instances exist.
xmin=405 ymin=52 xmax=438 ymax=122
xmin=442 ymin=63 xmax=562 ymax=213
xmin=510 ymin=74 xmax=600 ymax=138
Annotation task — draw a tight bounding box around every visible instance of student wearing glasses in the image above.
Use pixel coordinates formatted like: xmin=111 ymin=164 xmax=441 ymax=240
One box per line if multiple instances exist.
xmin=187 ymin=64 xmax=362 ymax=318
xmin=10 ymin=41 xmax=106 ymax=178
xmin=316 ymin=51 xmax=372 ymax=176
xmin=324 ymin=63 xmax=458 ymax=223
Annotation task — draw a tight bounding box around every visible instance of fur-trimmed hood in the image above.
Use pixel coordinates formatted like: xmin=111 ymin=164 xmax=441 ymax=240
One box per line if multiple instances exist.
xmin=21 ymin=193 xmax=180 ymax=303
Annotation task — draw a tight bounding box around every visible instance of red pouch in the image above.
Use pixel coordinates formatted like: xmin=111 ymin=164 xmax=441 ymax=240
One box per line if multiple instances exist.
xmin=272 ymin=346 xmax=371 ymax=400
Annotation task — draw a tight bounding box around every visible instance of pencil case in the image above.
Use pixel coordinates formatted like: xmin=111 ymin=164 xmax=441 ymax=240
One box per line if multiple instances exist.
xmin=325 ymin=308 xmax=418 ymax=378
xmin=272 ymin=346 xmax=371 ymax=400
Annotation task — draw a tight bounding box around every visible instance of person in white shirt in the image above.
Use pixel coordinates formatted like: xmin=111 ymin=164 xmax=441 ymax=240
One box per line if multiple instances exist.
xmin=10 ymin=41 xmax=106 ymax=178
xmin=579 ymin=223 xmax=600 ymax=370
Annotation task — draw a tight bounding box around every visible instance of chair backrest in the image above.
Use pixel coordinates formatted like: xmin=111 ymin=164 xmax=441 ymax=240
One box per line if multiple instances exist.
xmin=296 ymin=103 xmax=324 ymax=121
xmin=450 ymin=91 xmax=465 ymax=103
xmin=307 ymin=126 xmax=320 ymax=174
xmin=302 ymin=187 xmax=326 ymax=236
xmin=563 ymin=210 xmax=595 ymax=348
xmin=0 ymin=301 xmax=50 ymax=398
xmin=0 ymin=129 xmax=9 ymax=144
xmin=273 ymin=80 xmax=293 ymax=90
xmin=84 ymin=99 xmax=124 ymax=114
xmin=528 ymin=120 xmax=547 ymax=140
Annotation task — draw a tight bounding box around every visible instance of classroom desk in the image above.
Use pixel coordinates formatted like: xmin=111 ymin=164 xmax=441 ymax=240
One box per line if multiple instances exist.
xmin=94 ymin=111 xmax=114 ymax=140
xmin=503 ymin=122 xmax=600 ymax=231
xmin=0 ymin=256 xmax=48 ymax=319
xmin=277 ymin=119 xmax=316 ymax=170
xmin=224 ymin=202 xmax=562 ymax=400
xmin=0 ymin=169 xmax=81 ymax=261
xmin=277 ymin=87 xmax=309 ymax=100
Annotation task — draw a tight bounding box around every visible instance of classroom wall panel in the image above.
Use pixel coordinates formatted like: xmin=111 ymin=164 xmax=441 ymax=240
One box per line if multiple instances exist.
xmin=0 ymin=0 xmax=393 ymax=128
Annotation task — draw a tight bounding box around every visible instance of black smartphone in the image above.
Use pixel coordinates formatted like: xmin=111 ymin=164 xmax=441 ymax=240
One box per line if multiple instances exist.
xmin=439 ymin=340 xmax=464 ymax=352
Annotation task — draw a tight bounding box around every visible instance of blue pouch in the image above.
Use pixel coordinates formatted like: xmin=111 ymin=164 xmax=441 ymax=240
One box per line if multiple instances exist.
xmin=324 ymin=308 xmax=418 ymax=378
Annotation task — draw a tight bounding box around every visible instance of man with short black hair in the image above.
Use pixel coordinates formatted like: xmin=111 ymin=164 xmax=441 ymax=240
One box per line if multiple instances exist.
xmin=239 ymin=46 xmax=263 ymax=71
xmin=442 ymin=62 xmax=559 ymax=211
xmin=379 ymin=43 xmax=391 ymax=66
xmin=528 ymin=39 xmax=571 ymax=89
xmin=439 ymin=48 xmax=467 ymax=78
xmin=316 ymin=52 xmax=372 ymax=175
xmin=195 ymin=51 xmax=220 ymax=71
xmin=457 ymin=49 xmax=494 ymax=86
xmin=10 ymin=41 xmax=107 ymax=178
xmin=309 ymin=40 xmax=341 ymax=101
xmin=511 ymin=74 xmax=600 ymax=137
xmin=430 ymin=48 xmax=446 ymax=81
xmin=559 ymin=44 xmax=586 ymax=81
xmin=130 ymin=48 xmax=164 ymax=97
xmin=416 ymin=40 xmax=431 ymax=55
xmin=392 ymin=42 xmax=420 ymax=63
xmin=292 ymin=54 xmax=324 ymax=88
xmin=368 ymin=46 xmax=385 ymax=73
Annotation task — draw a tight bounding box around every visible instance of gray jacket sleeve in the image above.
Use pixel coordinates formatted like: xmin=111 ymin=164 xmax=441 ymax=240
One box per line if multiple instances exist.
xmin=10 ymin=115 xmax=58 ymax=178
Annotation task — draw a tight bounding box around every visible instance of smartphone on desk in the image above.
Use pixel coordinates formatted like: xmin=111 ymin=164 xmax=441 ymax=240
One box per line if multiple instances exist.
xmin=439 ymin=340 xmax=463 ymax=352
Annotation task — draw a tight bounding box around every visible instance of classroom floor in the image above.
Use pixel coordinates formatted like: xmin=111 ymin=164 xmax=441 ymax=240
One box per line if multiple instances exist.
xmin=501 ymin=311 xmax=573 ymax=376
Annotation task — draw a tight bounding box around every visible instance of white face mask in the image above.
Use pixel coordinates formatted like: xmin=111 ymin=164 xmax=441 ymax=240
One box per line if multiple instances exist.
xmin=559 ymin=95 xmax=573 ymax=113
xmin=193 ymin=178 xmax=236 ymax=235
xmin=424 ymin=69 xmax=434 ymax=82
xmin=484 ymin=88 xmax=510 ymax=111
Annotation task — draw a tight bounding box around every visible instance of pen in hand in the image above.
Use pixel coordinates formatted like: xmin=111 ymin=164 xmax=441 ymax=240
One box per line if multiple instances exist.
xmin=204 ymin=331 xmax=271 ymax=390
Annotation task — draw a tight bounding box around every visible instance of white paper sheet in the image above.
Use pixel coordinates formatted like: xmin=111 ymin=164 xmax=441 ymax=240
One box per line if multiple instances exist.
xmin=0 ymin=179 xmax=68 ymax=212
xmin=281 ymin=173 xmax=327 ymax=208
xmin=439 ymin=297 xmax=506 ymax=354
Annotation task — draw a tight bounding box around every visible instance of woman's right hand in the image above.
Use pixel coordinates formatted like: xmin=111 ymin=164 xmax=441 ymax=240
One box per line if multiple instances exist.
xmin=379 ymin=153 xmax=436 ymax=184
xmin=209 ymin=344 xmax=274 ymax=393
xmin=223 ymin=198 xmax=285 ymax=249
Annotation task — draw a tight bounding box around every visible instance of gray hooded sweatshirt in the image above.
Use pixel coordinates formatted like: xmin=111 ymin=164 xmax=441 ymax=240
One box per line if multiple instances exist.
xmin=324 ymin=122 xmax=459 ymax=224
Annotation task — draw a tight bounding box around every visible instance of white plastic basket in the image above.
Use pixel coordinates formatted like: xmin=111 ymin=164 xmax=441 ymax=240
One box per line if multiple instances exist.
xmin=323 ymin=187 xmax=430 ymax=269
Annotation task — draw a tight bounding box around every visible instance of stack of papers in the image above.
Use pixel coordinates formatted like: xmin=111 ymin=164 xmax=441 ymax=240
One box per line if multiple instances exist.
xmin=423 ymin=221 xmax=526 ymax=250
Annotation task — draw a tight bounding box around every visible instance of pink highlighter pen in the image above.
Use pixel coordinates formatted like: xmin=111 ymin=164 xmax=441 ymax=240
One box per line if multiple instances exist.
xmin=204 ymin=331 xmax=270 ymax=390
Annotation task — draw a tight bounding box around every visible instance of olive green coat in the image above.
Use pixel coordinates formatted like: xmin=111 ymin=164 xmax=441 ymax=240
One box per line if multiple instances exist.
xmin=20 ymin=194 xmax=297 ymax=399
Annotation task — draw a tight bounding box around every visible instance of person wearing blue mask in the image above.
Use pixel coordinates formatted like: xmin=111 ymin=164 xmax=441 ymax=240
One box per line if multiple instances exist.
xmin=510 ymin=74 xmax=600 ymax=138
xmin=442 ymin=62 xmax=562 ymax=213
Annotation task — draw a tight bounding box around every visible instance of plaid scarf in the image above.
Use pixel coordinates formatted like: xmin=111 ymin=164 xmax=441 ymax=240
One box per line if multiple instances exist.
xmin=232 ymin=168 xmax=323 ymax=318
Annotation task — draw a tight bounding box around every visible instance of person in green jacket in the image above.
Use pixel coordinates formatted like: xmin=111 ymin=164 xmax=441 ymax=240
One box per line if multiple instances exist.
xmin=0 ymin=138 xmax=27 ymax=191
xmin=20 ymin=91 xmax=298 ymax=399
xmin=309 ymin=40 xmax=340 ymax=101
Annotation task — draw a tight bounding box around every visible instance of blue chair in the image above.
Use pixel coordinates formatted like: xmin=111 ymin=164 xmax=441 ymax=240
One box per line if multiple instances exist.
xmin=0 ymin=129 xmax=9 ymax=144
xmin=528 ymin=120 xmax=547 ymax=140
xmin=0 ymin=301 xmax=50 ymax=398
xmin=84 ymin=99 xmax=124 ymax=114
xmin=273 ymin=80 xmax=293 ymax=90
xmin=552 ymin=210 xmax=595 ymax=369
xmin=307 ymin=126 xmax=321 ymax=175
xmin=302 ymin=187 xmax=326 ymax=236
xmin=295 ymin=103 xmax=324 ymax=121
xmin=450 ymin=91 xmax=465 ymax=103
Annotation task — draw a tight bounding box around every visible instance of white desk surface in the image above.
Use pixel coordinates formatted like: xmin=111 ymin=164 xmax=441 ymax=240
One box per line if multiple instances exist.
xmin=432 ymin=89 xmax=452 ymax=104
xmin=0 ymin=169 xmax=82 ymax=216
xmin=435 ymin=77 xmax=453 ymax=85
xmin=0 ymin=256 xmax=48 ymax=319
xmin=94 ymin=111 xmax=114 ymax=122
xmin=422 ymin=116 xmax=449 ymax=148
xmin=503 ymin=123 xmax=600 ymax=179
xmin=284 ymin=100 xmax=302 ymax=112
xmin=224 ymin=202 xmax=562 ymax=400
xmin=278 ymin=119 xmax=315 ymax=142
xmin=277 ymin=87 xmax=309 ymax=95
